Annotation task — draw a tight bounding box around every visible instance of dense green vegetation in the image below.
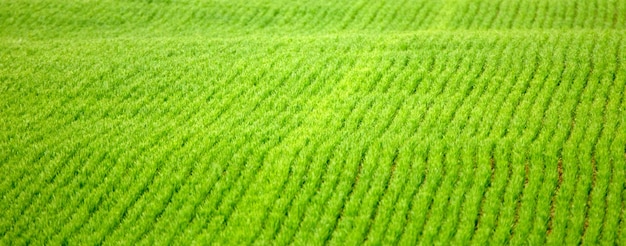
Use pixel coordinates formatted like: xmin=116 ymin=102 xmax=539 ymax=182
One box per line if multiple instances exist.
xmin=1 ymin=0 xmax=625 ymax=244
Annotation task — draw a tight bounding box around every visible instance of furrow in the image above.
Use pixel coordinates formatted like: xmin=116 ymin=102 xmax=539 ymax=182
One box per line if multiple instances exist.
xmin=341 ymin=96 xmax=411 ymax=244
xmin=316 ymin=58 xmax=401 ymax=245
xmin=270 ymin=56 xmax=360 ymax=245
xmin=374 ymin=53 xmax=439 ymax=245
xmin=339 ymin=0 xmax=368 ymax=30
xmin=434 ymin=44 xmax=503 ymax=243
xmin=464 ymin=40 xmax=531 ymax=244
xmin=487 ymin=40 xmax=541 ymax=243
xmin=568 ymin=38 xmax=611 ymax=245
xmin=380 ymin=0 xmax=410 ymax=31
xmin=417 ymin=42 xmax=492 ymax=244
xmin=285 ymin=72 xmax=376 ymax=244
xmin=94 ymin=100 xmax=207 ymax=244
xmin=356 ymin=56 xmax=428 ymax=243
xmin=597 ymin=36 xmax=625 ymax=244
xmin=532 ymin=36 xmax=578 ymax=244
xmin=501 ymin=42 xmax=545 ymax=243
xmin=217 ymin=58 xmax=351 ymax=245
xmin=545 ymin=35 xmax=595 ymax=245
xmin=174 ymin=55 xmax=323 ymax=243
xmin=205 ymin=58 xmax=338 ymax=239
xmin=449 ymin=36 xmax=511 ymax=243
xmin=396 ymin=39 xmax=480 ymax=244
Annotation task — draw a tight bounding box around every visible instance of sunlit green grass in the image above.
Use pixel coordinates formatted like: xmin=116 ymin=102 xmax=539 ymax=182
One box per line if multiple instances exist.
xmin=1 ymin=0 xmax=625 ymax=245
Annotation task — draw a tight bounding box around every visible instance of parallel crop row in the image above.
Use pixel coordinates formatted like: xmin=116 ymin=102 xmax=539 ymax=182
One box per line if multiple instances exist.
xmin=1 ymin=0 xmax=625 ymax=244
xmin=1 ymin=0 xmax=624 ymax=39
xmin=2 ymin=31 xmax=624 ymax=244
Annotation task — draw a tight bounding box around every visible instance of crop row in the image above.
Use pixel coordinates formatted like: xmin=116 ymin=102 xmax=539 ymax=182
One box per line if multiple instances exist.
xmin=1 ymin=0 xmax=625 ymax=39
xmin=1 ymin=30 xmax=625 ymax=244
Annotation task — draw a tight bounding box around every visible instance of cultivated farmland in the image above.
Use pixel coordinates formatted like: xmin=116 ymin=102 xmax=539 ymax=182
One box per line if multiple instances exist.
xmin=1 ymin=0 xmax=625 ymax=245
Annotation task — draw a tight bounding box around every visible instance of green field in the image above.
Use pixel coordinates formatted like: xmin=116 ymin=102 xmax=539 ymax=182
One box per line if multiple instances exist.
xmin=1 ymin=0 xmax=626 ymax=245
